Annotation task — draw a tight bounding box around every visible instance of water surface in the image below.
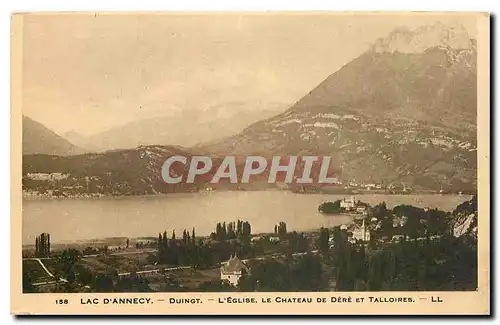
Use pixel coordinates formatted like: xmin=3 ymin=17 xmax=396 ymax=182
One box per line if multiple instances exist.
xmin=22 ymin=191 xmax=472 ymax=244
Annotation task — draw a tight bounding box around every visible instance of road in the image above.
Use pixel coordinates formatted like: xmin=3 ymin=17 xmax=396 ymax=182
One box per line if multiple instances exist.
xmin=118 ymin=266 xmax=191 ymax=278
xmin=33 ymin=258 xmax=55 ymax=277
xmin=81 ymin=248 xmax=157 ymax=258
xmin=27 ymin=258 xmax=68 ymax=286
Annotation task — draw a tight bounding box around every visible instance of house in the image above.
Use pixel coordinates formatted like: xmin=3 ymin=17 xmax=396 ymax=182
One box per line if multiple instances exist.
xmin=251 ymin=236 xmax=262 ymax=242
xmin=340 ymin=196 xmax=356 ymax=210
xmin=430 ymin=235 xmax=442 ymax=241
xmin=365 ymin=184 xmax=376 ymax=190
xmin=220 ymin=254 xmax=250 ymax=287
xmin=269 ymin=236 xmax=280 ymax=243
xmin=391 ymin=234 xmax=404 ymax=242
xmin=352 ymin=219 xmax=370 ymax=242
xmin=356 ymin=206 xmax=366 ymax=214
xmin=328 ymin=236 xmax=336 ymax=248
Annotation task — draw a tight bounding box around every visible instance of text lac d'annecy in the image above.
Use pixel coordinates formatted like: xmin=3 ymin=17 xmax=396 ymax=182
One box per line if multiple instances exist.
xmin=161 ymin=155 xmax=340 ymax=184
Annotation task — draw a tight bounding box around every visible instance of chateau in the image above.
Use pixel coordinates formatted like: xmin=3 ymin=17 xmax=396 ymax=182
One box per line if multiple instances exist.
xmin=220 ymin=254 xmax=250 ymax=286
xmin=340 ymin=196 xmax=357 ymax=210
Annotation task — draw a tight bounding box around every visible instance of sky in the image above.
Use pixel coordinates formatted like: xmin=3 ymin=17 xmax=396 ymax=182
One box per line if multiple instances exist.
xmin=21 ymin=13 xmax=478 ymax=136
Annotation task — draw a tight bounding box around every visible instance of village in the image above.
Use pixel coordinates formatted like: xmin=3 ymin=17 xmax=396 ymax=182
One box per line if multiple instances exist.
xmin=22 ymin=195 xmax=475 ymax=293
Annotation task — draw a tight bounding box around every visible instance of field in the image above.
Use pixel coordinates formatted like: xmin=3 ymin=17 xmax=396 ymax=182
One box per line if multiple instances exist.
xmin=145 ymin=268 xmax=221 ymax=291
xmin=23 ymin=260 xmax=54 ymax=283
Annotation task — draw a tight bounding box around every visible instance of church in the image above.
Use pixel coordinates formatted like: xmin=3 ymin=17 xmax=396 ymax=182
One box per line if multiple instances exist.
xmin=352 ymin=219 xmax=371 ymax=242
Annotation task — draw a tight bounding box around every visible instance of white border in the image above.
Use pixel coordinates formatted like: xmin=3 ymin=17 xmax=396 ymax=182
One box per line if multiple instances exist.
xmin=3 ymin=1 xmax=497 ymax=324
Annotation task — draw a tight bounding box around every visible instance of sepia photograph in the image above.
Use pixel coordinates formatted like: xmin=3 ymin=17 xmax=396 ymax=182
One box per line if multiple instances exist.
xmin=11 ymin=12 xmax=490 ymax=315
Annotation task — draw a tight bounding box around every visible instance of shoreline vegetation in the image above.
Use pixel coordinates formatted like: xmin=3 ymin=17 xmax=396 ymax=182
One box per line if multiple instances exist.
xmin=23 ymin=195 xmax=478 ymax=293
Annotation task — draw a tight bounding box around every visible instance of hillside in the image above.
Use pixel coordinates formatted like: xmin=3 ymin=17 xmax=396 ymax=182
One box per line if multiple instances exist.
xmin=202 ymin=23 xmax=477 ymax=193
xmin=23 ymin=116 xmax=83 ymax=156
xmin=23 ymin=145 xmax=199 ymax=197
xmin=452 ymin=195 xmax=478 ymax=238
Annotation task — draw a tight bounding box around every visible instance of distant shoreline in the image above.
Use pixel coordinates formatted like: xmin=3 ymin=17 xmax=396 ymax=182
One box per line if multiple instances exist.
xmin=22 ymin=188 xmax=474 ymax=201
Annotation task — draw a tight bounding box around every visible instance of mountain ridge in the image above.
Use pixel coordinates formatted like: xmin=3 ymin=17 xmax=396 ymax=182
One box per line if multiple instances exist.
xmin=201 ymin=23 xmax=477 ymax=192
xmin=23 ymin=116 xmax=84 ymax=156
xmin=80 ymin=102 xmax=288 ymax=152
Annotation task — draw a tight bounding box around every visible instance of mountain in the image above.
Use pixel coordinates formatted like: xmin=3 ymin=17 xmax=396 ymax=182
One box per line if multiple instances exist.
xmin=203 ymin=23 xmax=477 ymax=192
xmin=62 ymin=130 xmax=88 ymax=150
xmin=80 ymin=102 xmax=287 ymax=152
xmin=23 ymin=116 xmax=83 ymax=156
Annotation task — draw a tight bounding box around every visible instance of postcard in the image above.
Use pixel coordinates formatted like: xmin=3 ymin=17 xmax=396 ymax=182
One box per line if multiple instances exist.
xmin=11 ymin=12 xmax=490 ymax=315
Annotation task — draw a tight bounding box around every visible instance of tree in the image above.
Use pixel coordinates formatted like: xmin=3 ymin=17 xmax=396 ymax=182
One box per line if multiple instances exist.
xmin=287 ymin=231 xmax=309 ymax=253
xmin=241 ymin=221 xmax=251 ymax=241
xmin=67 ymin=268 xmax=76 ymax=284
xmin=93 ymin=273 xmax=115 ymax=292
xmin=35 ymin=233 xmax=51 ymax=257
xmin=198 ymin=280 xmax=236 ymax=292
xmin=158 ymin=233 xmax=163 ymax=252
xmin=393 ymin=204 xmax=426 ymax=239
xmin=56 ymin=249 xmax=81 ymax=275
xmin=317 ymin=227 xmax=330 ymax=255
xmin=116 ymin=273 xmax=152 ymax=292
xmin=22 ymin=271 xmax=37 ymax=293
xmin=318 ymin=200 xmax=343 ymax=214
xmin=425 ymin=209 xmax=450 ymax=236
xmin=221 ymin=222 xmax=227 ymax=240
xmin=291 ymin=254 xmax=326 ymax=291
xmin=276 ymin=222 xmax=287 ymax=239
xmin=239 ymin=259 xmax=292 ymax=292
xmin=330 ymin=226 xmax=354 ymax=291
xmin=163 ymin=231 xmax=168 ymax=245
xmin=227 ymin=222 xmax=236 ymax=239
xmin=76 ymin=265 xmax=94 ymax=286
xmin=371 ymin=202 xmax=393 ymax=237
xmin=237 ymin=220 xmax=243 ymax=236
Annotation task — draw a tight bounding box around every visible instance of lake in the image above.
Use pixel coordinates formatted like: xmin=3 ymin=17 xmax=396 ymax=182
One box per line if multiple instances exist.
xmin=22 ymin=191 xmax=472 ymax=244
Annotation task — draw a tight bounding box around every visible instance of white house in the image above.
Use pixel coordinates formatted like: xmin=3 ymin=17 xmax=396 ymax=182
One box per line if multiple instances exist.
xmin=220 ymin=255 xmax=250 ymax=287
xmin=340 ymin=196 xmax=356 ymax=210
xmin=352 ymin=219 xmax=370 ymax=242
xmin=269 ymin=236 xmax=280 ymax=243
xmin=391 ymin=234 xmax=404 ymax=242
xmin=356 ymin=206 xmax=367 ymax=214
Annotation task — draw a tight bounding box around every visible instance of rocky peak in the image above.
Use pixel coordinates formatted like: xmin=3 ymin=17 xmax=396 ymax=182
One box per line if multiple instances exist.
xmin=371 ymin=22 xmax=472 ymax=54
